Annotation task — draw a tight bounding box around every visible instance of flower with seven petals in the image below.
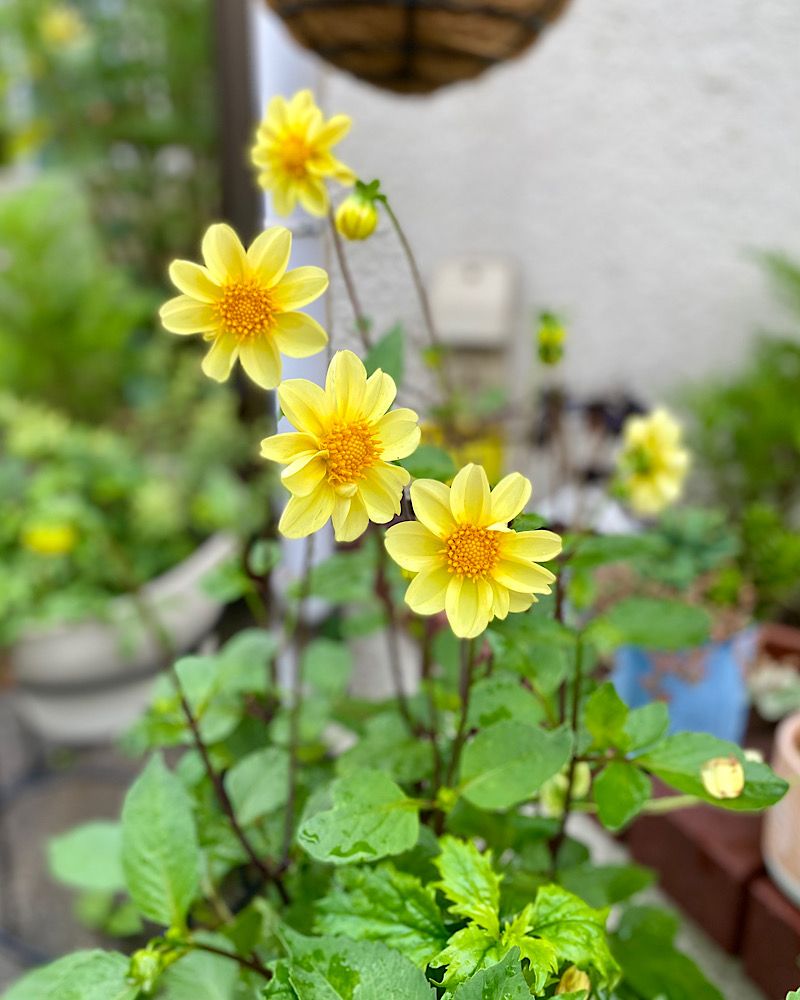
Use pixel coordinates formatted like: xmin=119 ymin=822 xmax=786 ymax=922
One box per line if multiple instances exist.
xmin=385 ymin=464 xmax=562 ymax=639
xmin=617 ymin=408 xmax=690 ymax=516
xmin=159 ymin=223 xmax=328 ymax=390
xmin=260 ymin=351 xmax=420 ymax=543
xmin=251 ymin=90 xmax=355 ymax=217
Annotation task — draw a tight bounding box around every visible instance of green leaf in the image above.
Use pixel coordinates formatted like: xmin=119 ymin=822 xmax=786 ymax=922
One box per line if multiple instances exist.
xmin=399 ymin=444 xmax=456 ymax=482
xmin=451 ymin=949 xmax=531 ymax=1000
xmin=161 ymin=944 xmax=238 ymax=1000
xmin=567 ymin=533 xmax=666 ymax=569
xmin=224 ymin=747 xmax=290 ymax=826
xmin=337 ymin=713 xmax=430 ymax=784
xmin=511 ymin=512 xmax=548 ymax=531
xmin=303 ymin=639 xmax=352 ymax=696
xmin=217 ymin=629 xmax=278 ymax=696
xmin=364 ymin=324 xmax=405 ymax=385
xmin=121 ymin=753 xmax=200 ymax=927
xmin=583 ymin=683 xmax=630 ymax=751
xmin=559 ymin=863 xmax=655 ymax=908
xmin=460 ymin=721 xmax=573 ymax=811
xmin=589 ymin=598 xmax=711 ymax=652
xmin=174 ymin=655 xmax=240 ymax=743
xmin=528 ymin=884 xmax=618 ymax=985
xmin=467 ymin=672 xmax=544 ymax=729
xmin=278 ymin=929 xmax=435 ymax=999
xmin=638 ymin=732 xmax=788 ymax=810
xmin=48 ymin=821 xmax=125 ymax=892
xmin=624 ymin=702 xmax=670 ymax=752
xmin=786 ymin=992 xmax=800 ymax=1000
xmin=433 ymin=836 xmax=502 ymax=936
xmin=612 ymin=906 xmax=723 ymax=1000
xmin=315 ymin=863 xmax=448 ymax=967
xmin=3 ymin=951 xmax=137 ymax=1000
xmin=432 ymin=925 xmax=504 ymax=988
xmin=298 ymin=769 xmax=419 ymax=865
xmin=593 ymin=762 xmax=652 ymax=831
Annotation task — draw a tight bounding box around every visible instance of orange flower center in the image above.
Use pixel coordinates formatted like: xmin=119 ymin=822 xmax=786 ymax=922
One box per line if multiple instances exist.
xmin=281 ymin=134 xmax=312 ymax=179
xmin=322 ymin=420 xmax=379 ymax=485
xmin=445 ymin=524 xmax=501 ymax=579
xmin=216 ymin=279 xmax=275 ymax=341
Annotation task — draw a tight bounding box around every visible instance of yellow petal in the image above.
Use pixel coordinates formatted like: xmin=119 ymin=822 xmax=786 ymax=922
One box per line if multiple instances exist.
xmin=268 ymin=180 xmax=296 ymax=217
xmin=450 ymin=464 xmax=491 ymax=525
xmin=332 ymin=493 xmax=369 ymax=543
xmin=201 ymin=332 xmax=239 ymax=383
xmin=404 ymin=565 xmax=451 ymax=616
xmin=492 ymin=558 xmax=556 ymax=594
xmin=273 ymin=266 xmax=329 ymax=311
xmin=273 ymin=312 xmax=329 ymax=359
xmin=278 ymin=486 xmax=335 ymax=538
xmin=377 ymin=409 xmax=421 ymax=462
xmin=260 ymin=432 xmax=320 ymax=464
xmin=282 ymin=452 xmax=327 ymax=497
xmin=362 ymin=369 xmax=397 ymax=421
xmin=297 ymin=178 xmax=329 ymax=217
xmin=168 ymin=260 xmax=221 ymax=302
xmin=246 ymin=226 xmax=292 ymax=287
xmin=410 ymin=479 xmax=456 ymax=539
xmin=490 ymin=472 xmax=532 ymax=525
xmin=325 ymin=350 xmax=367 ymax=419
xmin=278 ymin=379 xmax=332 ymax=436
xmin=313 ymin=113 xmax=351 ymax=147
xmin=358 ymin=463 xmax=408 ymax=522
xmin=508 ymin=591 xmax=536 ymax=613
xmin=445 ymin=576 xmax=493 ymax=639
xmin=239 ymin=338 xmax=281 ymax=389
xmin=500 ymin=529 xmax=562 ymax=563
xmin=384 ymin=522 xmax=442 ymax=572
xmin=159 ymin=295 xmax=218 ymax=334
xmin=490 ymin=579 xmax=510 ymax=620
xmin=201 ymin=223 xmax=247 ymax=284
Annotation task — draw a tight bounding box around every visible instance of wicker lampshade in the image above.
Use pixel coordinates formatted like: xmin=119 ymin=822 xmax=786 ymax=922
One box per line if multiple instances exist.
xmin=265 ymin=0 xmax=572 ymax=94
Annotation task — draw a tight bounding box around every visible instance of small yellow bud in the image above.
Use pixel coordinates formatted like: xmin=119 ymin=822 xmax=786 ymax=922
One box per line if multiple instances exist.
xmin=335 ymin=194 xmax=379 ymax=241
xmin=557 ymin=965 xmax=591 ymax=994
xmin=21 ymin=522 xmax=77 ymax=556
xmin=701 ymin=756 xmax=745 ymax=800
xmin=536 ymin=312 xmax=566 ymax=366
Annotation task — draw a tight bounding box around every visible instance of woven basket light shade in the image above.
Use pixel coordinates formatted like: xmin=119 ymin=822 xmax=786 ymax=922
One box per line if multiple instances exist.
xmin=265 ymin=0 xmax=571 ymax=94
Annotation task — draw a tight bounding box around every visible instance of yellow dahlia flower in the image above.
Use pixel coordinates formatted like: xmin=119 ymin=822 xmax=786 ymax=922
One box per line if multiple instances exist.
xmin=385 ymin=464 xmax=562 ymax=639
xmin=159 ymin=223 xmax=328 ymax=390
xmin=618 ymin=408 xmax=689 ymax=516
xmin=260 ymin=350 xmax=420 ymax=542
xmin=251 ymin=90 xmax=355 ymax=218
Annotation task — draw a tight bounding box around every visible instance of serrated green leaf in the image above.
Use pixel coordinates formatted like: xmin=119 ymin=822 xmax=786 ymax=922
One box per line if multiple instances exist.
xmin=559 ymin=863 xmax=654 ymax=908
xmin=302 ymin=639 xmax=352 ymax=696
xmin=612 ymin=906 xmax=723 ymax=1000
xmin=460 ymin=722 xmax=573 ymax=811
xmin=593 ymin=762 xmax=651 ymax=831
xmin=589 ymin=598 xmax=711 ymax=652
xmin=217 ymin=629 xmax=278 ymax=696
xmin=451 ymin=949 xmax=530 ymax=1000
xmin=467 ymin=672 xmax=544 ymax=729
xmin=625 ymin=701 xmax=670 ymax=752
xmin=298 ymin=769 xmax=419 ymax=865
xmin=315 ymin=863 xmax=448 ymax=966
xmin=162 ymin=944 xmax=238 ymax=1000
xmin=583 ymin=683 xmax=630 ymax=751
xmin=336 ymin=713 xmax=430 ymax=784
xmin=175 ymin=655 xmax=241 ymax=743
xmin=528 ymin=884 xmax=618 ymax=985
xmin=638 ymin=732 xmax=788 ymax=810
xmin=399 ymin=444 xmax=456 ymax=482
xmin=364 ymin=324 xmax=405 ymax=385
xmin=48 ymin=821 xmax=125 ymax=892
xmin=279 ymin=929 xmax=435 ymax=999
xmin=121 ymin=754 xmax=199 ymax=927
xmin=2 ymin=951 xmax=137 ymax=1000
xmin=433 ymin=836 xmax=502 ymax=936
xmin=224 ymin=747 xmax=290 ymax=826
xmin=432 ymin=925 xmax=504 ymax=988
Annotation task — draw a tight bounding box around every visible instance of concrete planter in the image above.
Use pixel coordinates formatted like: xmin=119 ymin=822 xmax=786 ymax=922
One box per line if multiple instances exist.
xmin=763 ymin=711 xmax=800 ymax=907
xmin=9 ymin=533 xmax=237 ymax=745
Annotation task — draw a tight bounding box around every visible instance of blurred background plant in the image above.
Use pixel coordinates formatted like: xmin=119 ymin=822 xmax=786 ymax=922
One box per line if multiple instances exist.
xmin=684 ymin=256 xmax=800 ymax=624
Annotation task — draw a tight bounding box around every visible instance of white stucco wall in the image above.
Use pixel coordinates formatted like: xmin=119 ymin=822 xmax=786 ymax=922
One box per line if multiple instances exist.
xmin=266 ymin=0 xmax=800 ymax=400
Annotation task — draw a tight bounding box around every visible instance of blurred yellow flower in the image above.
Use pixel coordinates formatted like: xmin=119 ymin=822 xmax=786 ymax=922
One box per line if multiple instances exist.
xmin=160 ymin=223 xmax=328 ymax=390
xmin=618 ymin=408 xmax=689 ymax=516
xmin=260 ymin=350 xmax=420 ymax=542
xmin=22 ymin=522 xmax=77 ymax=556
xmin=251 ymin=90 xmax=355 ymax=218
xmin=385 ymin=464 xmax=561 ymax=639
xmin=335 ymin=192 xmax=379 ymax=241
xmin=537 ymin=311 xmax=566 ymax=366
xmin=38 ymin=3 xmax=88 ymax=48
xmin=701 ymin=755 xmax=745 ymax=800
xmin=556 ymin=966 xmax=591 ymax=994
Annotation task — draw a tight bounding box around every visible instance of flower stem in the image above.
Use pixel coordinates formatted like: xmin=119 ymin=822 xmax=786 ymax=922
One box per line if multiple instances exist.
xmin=189 ymin=941 xmax=271 ymax=980
xmin=445 ymin=638 xmax=477 ymax=788
xmin=328 ymin=209 xmax=372 ymax=351
xmin=548 ymin=633 xmax=585 ymax=875
xmin=375 ymin=535 xmax=415 ymax=735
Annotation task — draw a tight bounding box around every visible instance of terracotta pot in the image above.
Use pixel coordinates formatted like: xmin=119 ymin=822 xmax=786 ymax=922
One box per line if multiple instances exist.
xmin=763 ymin=711 xmax=800 ymax=906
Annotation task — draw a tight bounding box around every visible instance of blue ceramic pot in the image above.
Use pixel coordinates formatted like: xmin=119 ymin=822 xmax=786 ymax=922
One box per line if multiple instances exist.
xmin=610 ymin=628 xmax=757 ymax=744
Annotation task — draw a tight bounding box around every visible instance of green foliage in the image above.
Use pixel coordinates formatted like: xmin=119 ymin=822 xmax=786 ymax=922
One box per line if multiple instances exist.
xmin=364 ymin=324 xmax=405 ymax=385
xmin=3 ymin=951 xmax=137 ymax=1000
xmin=121 ymin=754 xmax=200 ymax=927
xmin=47 ymin=821 xmax=125 ymax=892
xmin=226 ymin=748 xmax=290 ymax=826
xmin=399 ymin=444 xmax=457 ymax=482
xmin=589 ymin=597 xmax=711 ymax=652
xmin=450 ymin=950 xmax=530 ymax=999
xmin=593 ymin=763 xmax=652 ymax=832
xmin=433 ymin=837 xmax=502 ymax=937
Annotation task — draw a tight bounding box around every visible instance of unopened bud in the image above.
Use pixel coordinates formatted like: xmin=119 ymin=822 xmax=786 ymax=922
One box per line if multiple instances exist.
xmin=701 ymin=756 xmax=745 ymax=800
xmin=335 ymin=194 xmax=378 ymax=241
xmin=557 ymin=965 xmax=591 ymax=994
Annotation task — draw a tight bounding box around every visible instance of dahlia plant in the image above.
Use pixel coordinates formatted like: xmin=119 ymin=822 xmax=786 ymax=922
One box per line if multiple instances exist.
xmin=6 ymin=90 xmax=794 ymax=1000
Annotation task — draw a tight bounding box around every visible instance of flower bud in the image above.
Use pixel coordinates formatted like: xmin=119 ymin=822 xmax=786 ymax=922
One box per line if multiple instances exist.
xmin=335 ymin=194 xmax=378 ymax=241
xmin=557 ymin=965 xmax=591 ymax=994
xmin=536 ymin=312 xmax=566 ymax=366
xmin=128 ymin=948 xmax=163 ymax=994
xmin=21 ymin=521 xmax=77 ymax=557
xmin=701 ymin=756 xmax=745 ymax=799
